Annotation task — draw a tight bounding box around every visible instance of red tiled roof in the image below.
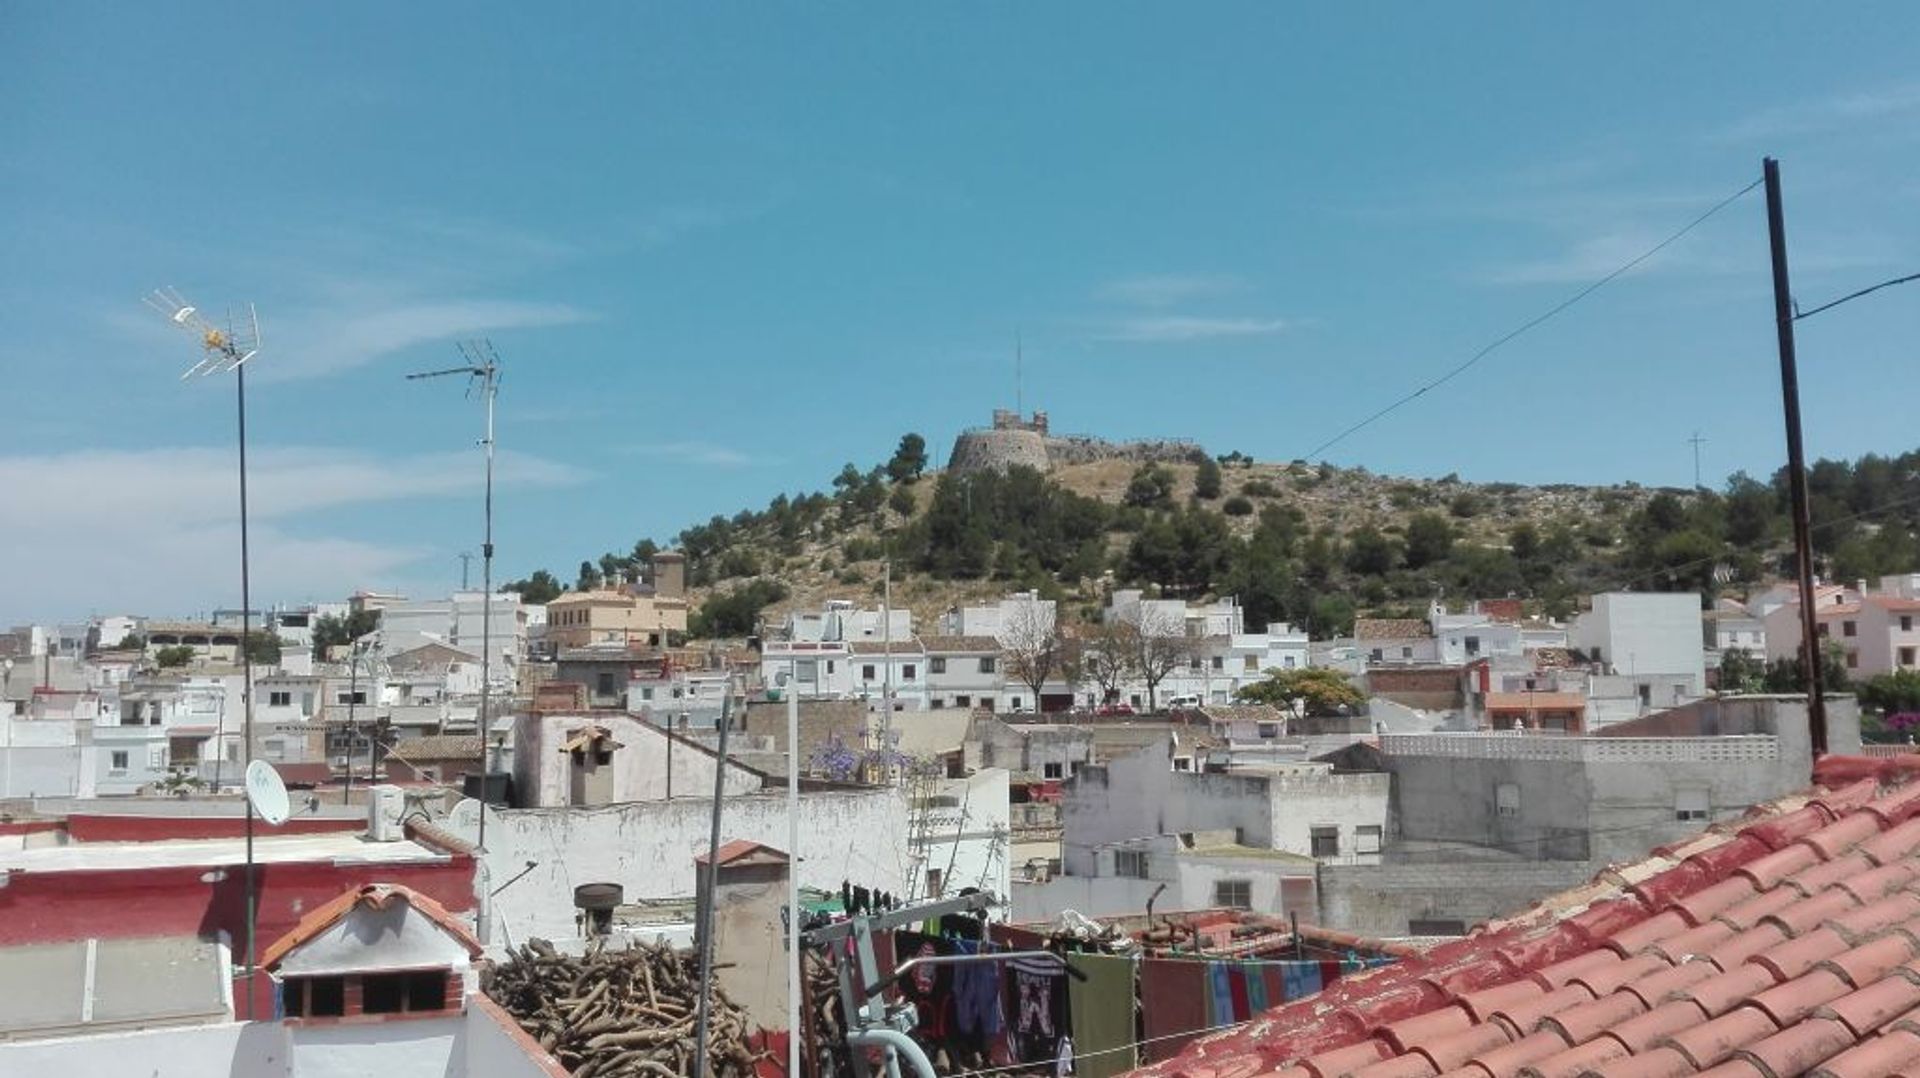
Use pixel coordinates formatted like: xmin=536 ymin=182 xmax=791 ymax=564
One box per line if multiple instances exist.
xmin=1125 ymin=754 xmax=1920 ymax=1078
xmin=259 ymin=882 xmax=483 ymax=970
xmin=695 ymin=838 xmax=789 ymax=866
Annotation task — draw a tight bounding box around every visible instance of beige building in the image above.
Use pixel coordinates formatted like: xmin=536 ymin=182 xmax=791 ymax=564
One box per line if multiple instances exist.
xmin=544 ymin=552 xmax=689 ymax=649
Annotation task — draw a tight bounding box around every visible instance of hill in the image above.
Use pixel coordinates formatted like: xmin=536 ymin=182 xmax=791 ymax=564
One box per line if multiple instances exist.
xmin=503 ymin=431 xmax=1920 ymax=642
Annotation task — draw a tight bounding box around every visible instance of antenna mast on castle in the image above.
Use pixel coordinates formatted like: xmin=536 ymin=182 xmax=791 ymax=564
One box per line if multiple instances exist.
xmin=1015 ymin=329 xmax=1023 ymax=417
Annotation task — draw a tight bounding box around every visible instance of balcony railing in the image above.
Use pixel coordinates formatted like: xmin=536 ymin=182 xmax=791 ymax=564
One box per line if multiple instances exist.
xmin=1380 ymin=732 xmax=1779 ymax=763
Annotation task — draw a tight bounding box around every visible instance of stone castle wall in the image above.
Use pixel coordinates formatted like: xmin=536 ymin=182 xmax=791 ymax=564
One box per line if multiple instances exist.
xmin=948 ymin=428 xmax=1050 ymax=474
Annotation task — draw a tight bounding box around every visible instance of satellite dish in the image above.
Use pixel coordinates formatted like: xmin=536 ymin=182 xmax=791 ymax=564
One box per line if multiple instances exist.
xmin=244 ymin=759 xmax=291 ymax=826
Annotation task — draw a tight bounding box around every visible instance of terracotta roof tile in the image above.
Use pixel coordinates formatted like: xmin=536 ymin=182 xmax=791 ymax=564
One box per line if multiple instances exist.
xmin=1124 ymin=756 xmax=1920 ymax=1078
xmin=258 ymin=882 xmax=481 ymax=971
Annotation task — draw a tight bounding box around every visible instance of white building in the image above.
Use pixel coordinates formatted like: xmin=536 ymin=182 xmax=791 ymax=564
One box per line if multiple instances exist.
xmin=1569 ymin=593 xmax=1708 ymax=699
xmin=1013 ymin=828 xmax=1318 ymax=923
xmin=940 ymin=591 xmax=1057 ymax=644
xmin=510 ymin=711 xmax=764 ymax=808
xmin=786 ymin=598 xmax=912 ymax=643
xmin=923 ymin=636 xmax=1007 ymax=711
xmin=910 ymin=767 xmax=1013 ymax=903
xmin=849 ymin=640 xmax=929 ymax=712
xmin=379 ymin=592 xmax=524 ymax=684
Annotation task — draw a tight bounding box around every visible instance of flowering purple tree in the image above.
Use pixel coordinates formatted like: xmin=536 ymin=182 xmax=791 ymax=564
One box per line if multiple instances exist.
xmin=807 ymin=732 xmax=937 ymax=782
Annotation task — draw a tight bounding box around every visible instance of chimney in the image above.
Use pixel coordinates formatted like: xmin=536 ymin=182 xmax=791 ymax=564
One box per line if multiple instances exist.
xmin=651 ymin=552 xmax=687 ymax=599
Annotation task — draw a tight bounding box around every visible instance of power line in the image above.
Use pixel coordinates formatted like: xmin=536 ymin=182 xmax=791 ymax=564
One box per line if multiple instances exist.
xmin=1794 ymin=270 xmax=1920 ymax=321
xmin=1303 ymin=176 xmax=1765 ymax=461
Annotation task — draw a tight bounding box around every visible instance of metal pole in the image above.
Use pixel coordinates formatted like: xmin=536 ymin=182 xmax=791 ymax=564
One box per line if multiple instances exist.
xmin=236 ymin=362 xmax=258 ymax=1020
xmin=693 ymin=691 xmax=733 ymax=1078
xmin=881 ymin=561 xmax=894 ymax=776
xmin=479 ymin=365 xmax=496 ymax=851
xmin=787 ymin=655 xmax=801 ymax=1078
xmin=1764 ymin=157 xmax=1827 ymax=757
xmin=346 ymin=642 xmax=359 ymax=801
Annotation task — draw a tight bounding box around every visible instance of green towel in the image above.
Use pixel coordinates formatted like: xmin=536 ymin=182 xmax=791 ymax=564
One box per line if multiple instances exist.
xmin=1067 ymin=953 xmax=1136 ymax=1078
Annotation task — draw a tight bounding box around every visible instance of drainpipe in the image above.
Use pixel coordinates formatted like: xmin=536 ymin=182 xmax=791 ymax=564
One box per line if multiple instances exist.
xmin=846 ymin=1028 xmax=937 ymax=1078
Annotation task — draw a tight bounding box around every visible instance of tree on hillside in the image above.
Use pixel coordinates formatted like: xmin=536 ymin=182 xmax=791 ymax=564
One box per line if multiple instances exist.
xmin=501 ymin=569 xmax=564 ymax=605
xmin=689 ymin=579 xmax=790 ymax=639
xmin=1236 ymin=667 xmax=1364 ymax=720
xmin=1404 ymin=512 xmax=1456 ymax=570
xmin=1003 ymin=600 xmax=1063 ymax=709
xmin=576 ymin=560 xmax=602 ymax=591
xmin=1124 ymin=465 xmax=1177 ymax=509
xmin=1193 ymin=457 xmax=1223 ymax=500
xmin=887 ymin=433 xmax=929 ymax=483
xmin=1344 ymin=526 xmax=1398 ymax=576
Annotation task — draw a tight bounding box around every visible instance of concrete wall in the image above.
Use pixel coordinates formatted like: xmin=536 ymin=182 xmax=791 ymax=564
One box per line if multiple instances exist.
xmin=290 ymin=1016 xmax=464 ymax=1078
xmin=913 ymin=768 xmax=1011 ymax=901
xmin=511 ymin=713 xmax=761 ymax=807
xmin=1264 ymin=769 xmax=1391 ymax=861
xmin=1318 ymin=860 xmax=1597 ymax=937
xmin=449 ymin=787 xmax=912 ymax=947
xmin=1062 ymin=739 xmax=1273 ymax=875
xmin=0 ymin=1022 xmax=289 ymax=1078
xmin=1572 ymin=593 xmax=1707 ymax=692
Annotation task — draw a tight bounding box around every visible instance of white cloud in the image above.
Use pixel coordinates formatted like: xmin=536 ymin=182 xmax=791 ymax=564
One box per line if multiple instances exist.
xmin=1095 ymin=274 xmax=1244 ymax=309
xmin=624 ymin=442 xmax=762 ymax=468
xmin=250 ymin=298 xmax=591 ymax=382
xmin=1093 ymin=315 xmax=1290 ymax=343
xmin=1717 ymin=82 xmax=1920 ymax=143
xmin=0 ymin=445 xmax=584 ymax=622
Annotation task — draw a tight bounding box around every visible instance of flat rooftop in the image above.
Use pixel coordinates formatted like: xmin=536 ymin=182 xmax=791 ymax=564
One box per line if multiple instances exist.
xmin=0 ymin=831 xmax=449 ymax=874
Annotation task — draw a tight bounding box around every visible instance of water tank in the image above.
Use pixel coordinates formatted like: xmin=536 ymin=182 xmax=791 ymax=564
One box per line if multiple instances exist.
xmin=367 ymin=784 xmax=407 ymax=842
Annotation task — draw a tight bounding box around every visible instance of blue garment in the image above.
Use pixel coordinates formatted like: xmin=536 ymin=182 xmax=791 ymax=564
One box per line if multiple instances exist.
xmin=1281 ymin=960 xmax=1322 ymax=1001
xmin=1207 ymin=962 xmax=1235 ymax=1025
xmin=952 ymin=939 xmax=1004 ymax=1038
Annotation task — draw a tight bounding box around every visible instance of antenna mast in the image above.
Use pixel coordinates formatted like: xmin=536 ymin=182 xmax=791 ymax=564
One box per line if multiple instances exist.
xmin=145 ymin=287 xmax=266 ymax=1019
xmin=408 ymin=341 xmax=501 ymax=856
xmin=1015 ymin=329 xmax=1023 ymax=416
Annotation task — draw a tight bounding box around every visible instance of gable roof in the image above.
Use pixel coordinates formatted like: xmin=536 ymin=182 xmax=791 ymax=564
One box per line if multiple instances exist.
xmin=695 ymin=839 xmax=790 ymax=867
xmin=1125 ymin=754 xmax=1920 ymax=1078
xmin=259 ymin=882 xmax=482 ymax=971
xmin=1354 ymin=618 xmax=1433 ymax=641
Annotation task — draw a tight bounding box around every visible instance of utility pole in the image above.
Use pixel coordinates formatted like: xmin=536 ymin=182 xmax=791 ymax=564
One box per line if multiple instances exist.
xmin=1764 ymin=157 xmax=1827 ymax=756
xmin=1688 ymin=431 xmax=1707 ymax=490
xmin=881 ymin=559 xmax=895 ymax=776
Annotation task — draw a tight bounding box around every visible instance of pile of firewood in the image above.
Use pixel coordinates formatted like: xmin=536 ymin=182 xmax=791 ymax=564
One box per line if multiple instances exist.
xmin=484 ymin=937 xmax=766 ymax=1078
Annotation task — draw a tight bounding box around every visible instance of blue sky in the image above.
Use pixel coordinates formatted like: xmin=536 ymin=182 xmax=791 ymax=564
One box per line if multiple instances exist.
xmin=4 ymin=4 xmax=1919 ymax=624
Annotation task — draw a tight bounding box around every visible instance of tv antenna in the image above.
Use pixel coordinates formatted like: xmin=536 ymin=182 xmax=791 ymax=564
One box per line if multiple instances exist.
xmin=145 ymin=285 xmax=267 ymax=1019
xmin=408 ymin=339 xmax=501 ymax=852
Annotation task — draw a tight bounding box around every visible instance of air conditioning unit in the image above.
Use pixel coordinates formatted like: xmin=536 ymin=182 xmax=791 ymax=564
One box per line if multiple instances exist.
xmin=367 ymin=784 xmax=407 ymax=841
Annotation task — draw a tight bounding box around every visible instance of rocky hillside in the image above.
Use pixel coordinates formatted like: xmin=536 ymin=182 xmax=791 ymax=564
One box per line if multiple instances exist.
xmin=508 ymin=432 xmax=1920 ymax=641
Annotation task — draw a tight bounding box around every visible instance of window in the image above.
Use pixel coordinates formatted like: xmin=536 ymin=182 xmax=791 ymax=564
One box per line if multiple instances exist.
xmin=1847 ymin=651 xmax=1859 ymax=669
xmin=1370 ymin=649 xmax=1383 ymax=661
xmin=1213 ymin=880 xmax=1252 ymax=910
xmin=269 ymin=691 xmax=292 ymax=707
xmin=1114 ymin=850 xmax=1150 ymax=878
xmin=1496 ymin=783 xmax=1521 ymax=819
xmin=1257 ymin=721 xmax=1281 ymax=739
xmin=1676 ymin=789 xmax=1710 ymax=822
xmin=336 ymin=690 xmax=367 ymax=706
xmin=1172 ymin=756 xmax=1193 ymax=772
xmin=282 ymin=975 xmax=346 ymax=1018
xmin=826 ymin=660 xmax=836 ymax=674
xmin=1310 ymin=827 xmax=1340 ymax=857
xmin=1844 ymin=620 xmax=1858 ymax=638
xmin=980 ymin=656 xmax=995 ymax=673
xmin=1904 ymin=616 xmax=1914 ymax=633
xmin=1465 ymin=635 xmax=1481 ymax=657
xmin=1283 ymin=656 xmax=1297 ymax=669
xmin=595 ymin=672 xmax=616 ymax=697
xmin=641 ymin=687 xmax=654 ymax=700
xmin=1244 ymin=655 xmax=1258 ymax=672
xmin=1400 ymin=646 xmax=1412 ymax=659
xmin=925 ymin=868 xmax=944 ymax=897
xmin=110 ymin=750 xmax=129 ymax=772
xmin=1043 ymin=762 xmax=1064 ymax=779
xmin=930 ymin=657 xmax=947 ymax=674
xmin=1817 ymin=623 xmax=1830 ymax=638
xmin=1211 ymin=655 xmax=1224 ymax=670
xmin=1356 ymin=825 xmax=1383 ymax=854
xmin=862 ymin=664 xmax=876 ymax=681
xmin=902 ymin=664 xmax=916 ymax=680
xmin=361 ymin=970 xmax=451 ymax=1014
xmin=1902 ymin=648 xmax=1917 ymax=668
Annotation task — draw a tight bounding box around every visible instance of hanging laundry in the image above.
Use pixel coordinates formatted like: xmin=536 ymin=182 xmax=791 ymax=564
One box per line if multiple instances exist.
xmin=893 ymin=932 xmax=956 ymax=1041
xmin=1138 ymin=959 xmax=1209 ymax=1063
xmin=1005 ymin=954 xmax=1073 ymax=1065
xmin=1065 ymin=953 xmax=1136 ymax=1078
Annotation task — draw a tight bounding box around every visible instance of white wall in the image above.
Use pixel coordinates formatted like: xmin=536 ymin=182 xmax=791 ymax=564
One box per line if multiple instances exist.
xmin=1572 ymin=593 xmax=1706 ymax=693
xmin=1263 ymin=767 xmax=1390 ymax=862
xmin=448 ymin=786 xmax=913 ymax=947
xmin=513 ymin=713 xmax=761 ymax=807
xmin=0 ymin=1022 xmax=288 ymax=1078
xmin=290 ymin=1016 xmax=464 ymax=1078
xmin=913 ymin=768 xmax=1012 ymax=902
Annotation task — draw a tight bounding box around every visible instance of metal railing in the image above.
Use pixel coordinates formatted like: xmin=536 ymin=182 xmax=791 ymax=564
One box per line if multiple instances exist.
xmin=1379 ymin=732 xmax=1780 ymax=763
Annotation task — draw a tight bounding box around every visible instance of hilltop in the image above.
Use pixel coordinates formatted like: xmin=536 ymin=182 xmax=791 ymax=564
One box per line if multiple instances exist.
xmin=504 ymin=426 xmax=1920 ymax=642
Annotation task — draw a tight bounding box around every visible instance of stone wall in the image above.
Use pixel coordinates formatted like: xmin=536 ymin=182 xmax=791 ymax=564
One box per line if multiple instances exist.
xmin=1043 ymin=436 xmax=1206 ymax=468
xmin=947 ymin=428 xmax=1050 ymax=474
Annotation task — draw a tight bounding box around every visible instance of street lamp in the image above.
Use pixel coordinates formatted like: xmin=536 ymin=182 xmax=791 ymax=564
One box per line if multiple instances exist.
xmin=145 ymin=288 xmax=265 ymax=1018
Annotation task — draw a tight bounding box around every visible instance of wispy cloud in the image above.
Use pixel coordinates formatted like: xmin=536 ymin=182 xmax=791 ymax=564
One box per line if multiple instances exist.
xmin=254 ymin=298 xmax=592 ymax=382
xmin=1095 ymin=274 xmax=1244 ymax=309
xmin=624 ymin=441 xmax=763 ymax=468
xmin=1716 ymin=81 xmax=1920 ymax=143
xmin=0 ymin=445 xmax=585 ymax=621
xmin=1093 ymin=315 xmax=1290 ymax=343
